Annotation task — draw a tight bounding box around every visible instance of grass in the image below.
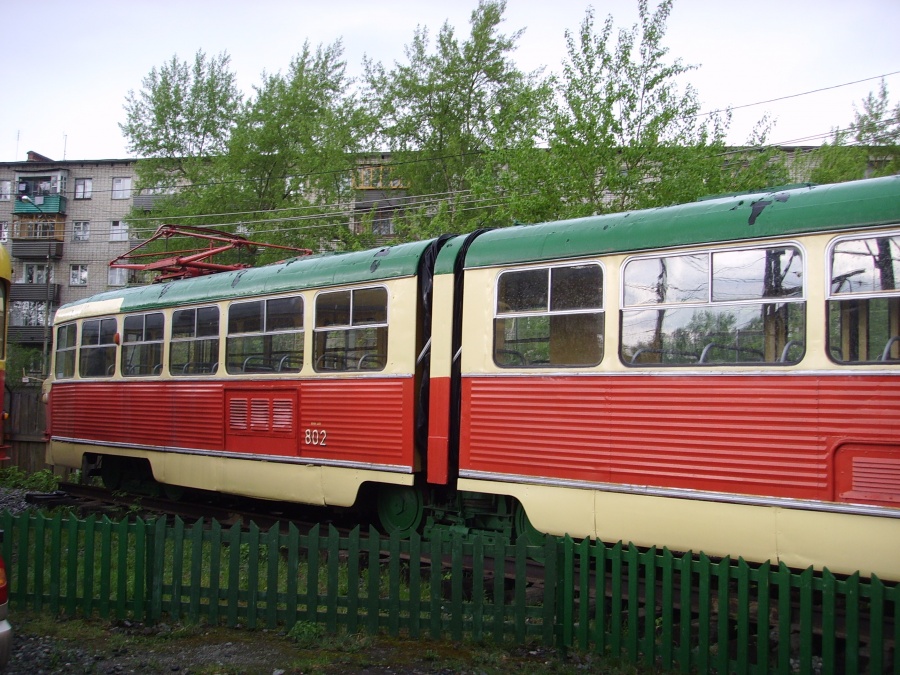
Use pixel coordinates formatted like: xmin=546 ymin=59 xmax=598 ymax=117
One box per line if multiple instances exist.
xmin=11 ymin=609 xmax=650 ymax=674
xmin=0 ymin=467 xmax=60 ymax=492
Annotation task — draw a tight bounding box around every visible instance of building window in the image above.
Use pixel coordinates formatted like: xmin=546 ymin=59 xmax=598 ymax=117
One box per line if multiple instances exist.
xmin=73 ymin=221 xmax=90 ymax=242
xmin=108 ymin=267 xmax=128 ymax=286
xmin=112 ymin=177 xmax=132 ymax=200
xmin=74 ymin=178 xmax=92 ymax=199
xmin=0 ymin=181 xmax=10 ymax=201
xmin=10 ymin=301 xmax=48 ymax=327
xmin=110 ymin=220 xmax=128 ymax=241
xmin=70 ymin=265 xmax=88 ymax=286
xmin=23 ymin=264 xmax=52 ymax=284
xmin=16 ymin=174 xmax=65 ymax=197
xmin=0 ymin=222 xmax=8 ymax=243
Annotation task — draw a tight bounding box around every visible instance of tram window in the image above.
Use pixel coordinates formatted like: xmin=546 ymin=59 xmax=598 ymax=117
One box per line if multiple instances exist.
xmin=54 ymin=322 xmax=77 ymax=379
xmin=122 ymin=313 xmax=164 ymax=376
xmin=79 ymin=318 xmax=118 ymax=377
xmin=494 ymin=263 xmax=603 ymax=368
xmin=226 ymin=296 xmax=304 ymax=374
xmin=828 ymin=233 xmax=900 ymax=363
xmin=170 ymin=306 xmax=220 ymax=375
xmin=314 ymin=287 xmax=387 ymax=372
xmin=621 ymin=245 xmax=806 ymax=366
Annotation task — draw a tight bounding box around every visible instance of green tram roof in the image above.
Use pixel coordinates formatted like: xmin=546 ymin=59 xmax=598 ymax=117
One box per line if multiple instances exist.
xmin=60 ymin=239 xmax=435 ymax=315
xmin=462 ymin=176 xmax=900 ymax=269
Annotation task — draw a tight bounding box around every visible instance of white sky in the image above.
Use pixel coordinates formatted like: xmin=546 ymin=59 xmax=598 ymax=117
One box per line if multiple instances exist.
xmin=3 ymin=0 xmax=898 ymax=162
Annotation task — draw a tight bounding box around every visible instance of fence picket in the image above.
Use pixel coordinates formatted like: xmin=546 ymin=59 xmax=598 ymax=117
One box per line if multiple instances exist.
xmin=170 ymin=516 xmax=185 ymax=621
xmin=845 ymin=573 xmax=861 ymax=675
xmin=408 ymin=532 xmax=422 ymax=639
xmin=325 ymin=525 xmax=340 ymax=634
xmin=189 ymin=519 xmax=204 ymax=623
xmin=345 ymin=526 xmax=360 ymax=635
xmin=34 ymin=513 xmax=46 ymax=613
xmin=115 ymin=518 xmax=128 ymax=620
xmin=98 ymin=517 xmax=111 ymax=619
xmin=366 ymin=525 xmax=380 ymax=635
xmin=82 ymin=516 xmax=96 ymax=617
xmin=0 ymin=509 xmax=894 ymax=674
xmin=265 ymin=524 xmax=280 ymax=629
xmin=388 ymin=532 xmax=402 ymax=637
xmin=226 ymin=521 xmax=241 ymax=627
xmin=471 ymin=534 xmax=484 ymax=642
xmin=643 ymin=546 xmax=657 ymax=667
xmin=450 ymin=534 xmax=464 ymax=641
xmin=207 ymin=519 xmax=222 ymax=626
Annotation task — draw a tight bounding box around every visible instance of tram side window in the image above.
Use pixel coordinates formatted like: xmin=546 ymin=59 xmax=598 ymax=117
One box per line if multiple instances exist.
xmin=494 ymin=264 xmax=603 ymax=367
xmin=122 ymin=313 xmax=164 ymax=376
xmin=226 ymin=295 xmax=304 ymax=374
xmin=621 ymin=245 xmax=806 ymax=366
xmin=314 ymin=287 xmax=387 ymax=372
xmin=170 ymin=306 xmax=219 ymax=375
xmin=55 ymin=323 xmax=77 ymax=379
xmin=828 ymin=233 xmax=900 ymax=363
xmin=79 ymin=318 xmax=117 ymax=377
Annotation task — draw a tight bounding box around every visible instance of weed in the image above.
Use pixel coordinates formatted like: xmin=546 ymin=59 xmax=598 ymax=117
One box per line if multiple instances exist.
xmin=287 ymin=620 xmax=325 ymax=648
xmin=0 ymin=467 xmax=59 ymax=492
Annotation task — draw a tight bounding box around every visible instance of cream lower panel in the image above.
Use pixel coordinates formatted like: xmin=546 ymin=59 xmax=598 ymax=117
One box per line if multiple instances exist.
xmin=50 ymin=440 xmax=413 ymax=508
xmin=457 ymin=478 xmax=900 ymax=581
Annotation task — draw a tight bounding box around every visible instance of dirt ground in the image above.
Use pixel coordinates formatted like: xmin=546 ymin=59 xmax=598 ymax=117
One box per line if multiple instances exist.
xmin=5 ymin=611 xmax=622 ymax=674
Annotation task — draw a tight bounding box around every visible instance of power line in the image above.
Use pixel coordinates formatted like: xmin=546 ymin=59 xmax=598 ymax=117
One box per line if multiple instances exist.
xmin=691 ymin=71 xmax=900 ymax=119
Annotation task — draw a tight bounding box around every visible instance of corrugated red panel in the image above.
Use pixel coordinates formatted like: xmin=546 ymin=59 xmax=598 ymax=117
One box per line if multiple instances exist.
xmin=460 ymin=374 xmax=900 ymax=503
xmin=51 ymin=382 xmax=225 ymax=450
xmin=299 ymin=378 xmax=414 ymax=468
xmin=50 ymin=377 xmax=415 ymax=470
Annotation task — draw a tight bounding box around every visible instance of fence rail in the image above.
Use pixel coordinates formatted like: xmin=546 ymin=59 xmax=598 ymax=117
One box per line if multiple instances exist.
xmin=1 ymin=510 xmax=896 ymax=674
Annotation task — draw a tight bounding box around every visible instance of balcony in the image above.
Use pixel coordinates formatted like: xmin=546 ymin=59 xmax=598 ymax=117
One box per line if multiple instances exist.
xmin=13 ymin=194 xmax=67 ymax=215
xmin=10 ymin=240 xmax=64 ymax=260
xmin=8 ymin=326 xmax=48 ymax=346
xmin=10 ymin=282 xmax=60 ymax=304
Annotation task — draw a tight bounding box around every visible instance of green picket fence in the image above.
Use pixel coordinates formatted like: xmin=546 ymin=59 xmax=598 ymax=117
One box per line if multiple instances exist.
xmin=1 ymin=510 xmax=896 ymax=674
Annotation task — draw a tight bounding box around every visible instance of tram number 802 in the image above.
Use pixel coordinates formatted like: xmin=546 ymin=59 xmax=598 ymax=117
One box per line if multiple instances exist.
xmin=304 ymin=428 xmax=327 ymax=447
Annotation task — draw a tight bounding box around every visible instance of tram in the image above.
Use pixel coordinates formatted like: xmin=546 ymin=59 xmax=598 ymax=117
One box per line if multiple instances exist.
xmin=46 ymin=176 xmax=900 ymax=579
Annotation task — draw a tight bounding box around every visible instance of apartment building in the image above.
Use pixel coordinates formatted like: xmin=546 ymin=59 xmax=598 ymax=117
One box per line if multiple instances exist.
xmin=0 ymin=151 xmax=138 ymax=349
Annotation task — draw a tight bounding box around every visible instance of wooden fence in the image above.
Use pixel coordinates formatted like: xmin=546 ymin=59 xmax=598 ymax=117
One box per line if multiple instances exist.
xmin=1 ymin=510 xmax=897 ymax=674
xmin=4 ymin=387 xmax=50 ymax=474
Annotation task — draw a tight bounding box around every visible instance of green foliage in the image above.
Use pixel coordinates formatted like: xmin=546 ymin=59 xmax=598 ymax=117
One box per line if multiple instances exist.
xmin=6 ymin=343 xmax=44 ymax=386
xmin=120 ymin=1 xmax=803 ymax=248
xmin=0 ymin=466 xmax=59 ymax=491
xmin=287 ymin=620 xmax=326 ymax=648
xmin=365 ymin=0 xmax=551 ymax=233
xmin=801 ymin=78 xmax=900 ymax=185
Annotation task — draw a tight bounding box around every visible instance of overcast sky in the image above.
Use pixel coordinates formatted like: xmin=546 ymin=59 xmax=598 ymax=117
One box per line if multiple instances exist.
xmin=3 ymin=0 xmax=898 ymax=162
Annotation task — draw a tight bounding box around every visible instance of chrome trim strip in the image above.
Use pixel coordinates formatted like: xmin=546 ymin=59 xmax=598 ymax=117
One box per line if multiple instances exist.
xmin=460 ymin=469 xmax=900 ymax=519
xmin=462 ymin=368 xmax=900 ymax=378
xmin=51 ymin=436 xmax=414 ymax=474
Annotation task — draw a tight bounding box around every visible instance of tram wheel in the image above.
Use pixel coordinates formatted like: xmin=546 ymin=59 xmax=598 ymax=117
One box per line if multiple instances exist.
xmin=513 ymin=502 xmax=546 ymax=549
xmin=100 ymin=456 xmax=124 ymax=490
xmin=376 ymin=485 xmax=424 ymax=538
xmin=162 ymin=483 xmax=185 ymax=501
